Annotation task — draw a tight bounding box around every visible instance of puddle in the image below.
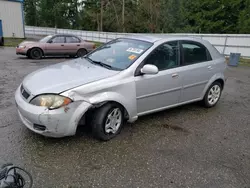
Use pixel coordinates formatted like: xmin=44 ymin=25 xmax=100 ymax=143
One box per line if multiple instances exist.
xmin=163 ymin=123 xmax=189 ymax=133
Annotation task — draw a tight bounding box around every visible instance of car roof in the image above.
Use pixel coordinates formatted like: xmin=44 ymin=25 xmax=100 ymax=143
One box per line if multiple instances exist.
xmin=122 ymin=35 xmax=162 ymax=43
xmin=52 ymin=34 xmax=79 ymax=37
xmin=122 ymin=34 xmax=208 ymax=44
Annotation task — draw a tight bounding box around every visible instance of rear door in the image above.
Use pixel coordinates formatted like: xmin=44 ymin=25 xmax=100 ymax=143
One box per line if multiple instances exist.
xmin=45 ymin=36 xmax=66 ymax=55
xmin=65 ymin=36 xmax=81 ymax=55
xmin=179 ymin=40 xmax=214 ymax=102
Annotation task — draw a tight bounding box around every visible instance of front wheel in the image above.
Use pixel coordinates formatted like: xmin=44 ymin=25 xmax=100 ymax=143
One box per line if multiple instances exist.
xmin=29 ymin=48 xmax=42 ymax=59
xmin=203 ymin=82 xmax=222 ymax=108
xmin=91 ymin=103 xmax=124 ymax=141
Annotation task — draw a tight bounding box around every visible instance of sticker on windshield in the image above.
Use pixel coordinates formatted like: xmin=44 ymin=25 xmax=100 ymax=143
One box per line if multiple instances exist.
xmin=128 ymin=55 xmax=137 ymax=60
xmin=126 ymin=47 xmax=144 ymax=54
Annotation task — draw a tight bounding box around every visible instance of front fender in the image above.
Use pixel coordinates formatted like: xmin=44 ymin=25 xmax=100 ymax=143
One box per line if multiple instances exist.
xmin=88 ymin=91 xmax=137 ymax=122
xmin=62 ymin=81 xmax=138 ymax=123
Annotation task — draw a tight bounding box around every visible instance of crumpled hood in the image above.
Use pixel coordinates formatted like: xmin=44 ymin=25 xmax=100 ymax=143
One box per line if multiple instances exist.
xmin=22 ymin=58 xmax=119 ymax=95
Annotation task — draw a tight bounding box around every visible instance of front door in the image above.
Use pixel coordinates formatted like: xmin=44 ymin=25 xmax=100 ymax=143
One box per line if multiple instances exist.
xmin=179 ymin=40 xmax=215 ymax=102
xmin=135 ymin=41 xmax=182 ymax=115
xmin=45 ymin=36 xmax=66 ymax=55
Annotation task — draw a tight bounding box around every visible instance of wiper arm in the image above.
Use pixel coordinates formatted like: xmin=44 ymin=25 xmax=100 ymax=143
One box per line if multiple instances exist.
xmin=84 ymin=57 xmax=120 ymax=70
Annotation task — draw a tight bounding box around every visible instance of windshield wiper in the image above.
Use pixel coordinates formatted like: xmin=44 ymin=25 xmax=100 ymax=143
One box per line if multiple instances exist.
xmin=84 ymin=57 xmax=121 ymax=71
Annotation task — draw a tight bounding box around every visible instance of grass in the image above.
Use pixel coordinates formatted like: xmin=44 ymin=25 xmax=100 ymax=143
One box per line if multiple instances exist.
xmin=239 ymin=57 xmax=250 ymax=66
xmin=3 ymin=38 xmax=25 ymax=47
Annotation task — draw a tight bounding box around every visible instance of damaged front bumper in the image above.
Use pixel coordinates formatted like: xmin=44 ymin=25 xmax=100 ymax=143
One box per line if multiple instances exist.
xmin=15 ymin=87 xmax=92 ymax=138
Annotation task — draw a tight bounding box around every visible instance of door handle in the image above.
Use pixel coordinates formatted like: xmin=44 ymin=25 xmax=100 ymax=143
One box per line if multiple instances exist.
xmin=61 ymin=44 xmax=64 ymax=46
xmin=172 ymin=73 xmax=179 ymax=78
xmin=77 ymin=44 xmax=80 ymax=46
xmin=208 ymin=66 xmax=213 ymax=70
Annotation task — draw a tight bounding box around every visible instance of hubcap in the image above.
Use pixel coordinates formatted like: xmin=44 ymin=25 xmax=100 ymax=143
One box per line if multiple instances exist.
xmin=208 ymin=85 xmax=221 ymax=105
xmin=105 ymin=108 xmax=122 ymax=134
xmin=33 ymin=50 xmax=40 ymax=58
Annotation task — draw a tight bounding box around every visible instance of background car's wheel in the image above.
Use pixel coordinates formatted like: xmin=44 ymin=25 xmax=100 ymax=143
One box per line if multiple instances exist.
xmin=30 ymin=48 xmax=42 ymax=59
xmin=69 ymin=55 xmax=76 ymax=58
xmin=91 ymin=103 xmax=124 ymax=141
xmin=203 ymin=81 xmax=222 ymax=108
xmin=76 ymin=48 xmax=87 ymax=57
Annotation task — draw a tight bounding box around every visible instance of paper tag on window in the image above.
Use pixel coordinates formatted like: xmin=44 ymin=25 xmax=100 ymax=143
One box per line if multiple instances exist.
xmin=126 ymin=47 xmax=144 ymax=54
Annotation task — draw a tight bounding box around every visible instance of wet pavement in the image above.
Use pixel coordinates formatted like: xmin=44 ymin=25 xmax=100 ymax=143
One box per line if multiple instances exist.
xmin=0 ymin=47 xmax=250 ymax=188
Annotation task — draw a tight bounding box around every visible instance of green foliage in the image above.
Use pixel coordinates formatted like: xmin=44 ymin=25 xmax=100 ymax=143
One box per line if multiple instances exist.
xmin=24 ymin=0 xmax=250 ymax=34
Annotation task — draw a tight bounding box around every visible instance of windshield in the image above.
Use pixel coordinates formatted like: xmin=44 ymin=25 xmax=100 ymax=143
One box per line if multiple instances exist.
xmin=39 ymin=35 xmax=53 ymax=43
xmin=86 ymin=38 xmax=153 ymax=70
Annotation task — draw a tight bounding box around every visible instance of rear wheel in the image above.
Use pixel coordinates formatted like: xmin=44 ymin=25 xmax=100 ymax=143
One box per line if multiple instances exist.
xmin=30 ymin=48 xmax=42 ymax=59
xmin=76 ymin=49 xmax=87 ymax=57
xmin=203 ymin=81 xmax=222 ymax=108
xmin=91 ymin=103 xmax=124 ymax=141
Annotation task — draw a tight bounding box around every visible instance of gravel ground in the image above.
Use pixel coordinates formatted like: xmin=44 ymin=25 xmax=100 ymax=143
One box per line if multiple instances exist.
xmin=0 ymin=47 xmax=250 ymax=188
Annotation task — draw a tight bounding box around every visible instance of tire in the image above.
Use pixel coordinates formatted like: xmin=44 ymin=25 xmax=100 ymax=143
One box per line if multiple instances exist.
xmin=69 ymin=55 xmax=76 ymax=58
xmin=0 ymin=37 xmax=4 ymax=46
xmin=91 ymin=103 xmax=124 ymax=141
xmin=30 ymin=48 xmax=43 ymax=59
xmin=76 ymin=48 xmax=87 ymax=57
xmin=202 ymin=81 xmax=222 ymax=108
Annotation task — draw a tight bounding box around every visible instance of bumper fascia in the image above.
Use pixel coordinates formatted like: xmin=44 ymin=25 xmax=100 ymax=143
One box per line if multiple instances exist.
xmin=15 ymin=86 xmax=92 ymax=137
xmin=16 ymin=47 xmax=28 ymax=56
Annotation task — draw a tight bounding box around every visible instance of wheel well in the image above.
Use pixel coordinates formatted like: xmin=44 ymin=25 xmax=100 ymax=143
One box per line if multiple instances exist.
xmin=27 ymin=47 xmax=44 ymax=56
xmin=214 ymin=79 xmax=224 ymax=89
xmin=77 ymin=101 xmax=129 ymax=128
xmin=78 ymin=48 xmax=87 ymax=52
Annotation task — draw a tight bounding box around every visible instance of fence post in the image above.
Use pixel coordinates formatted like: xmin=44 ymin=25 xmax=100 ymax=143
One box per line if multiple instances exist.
xmin=223 ymin=35 xmax=228 ymax=55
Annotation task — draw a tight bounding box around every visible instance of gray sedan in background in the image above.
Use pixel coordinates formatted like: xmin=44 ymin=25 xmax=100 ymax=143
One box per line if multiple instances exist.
xmin=15 ymin=35 xmax=226 ymax=141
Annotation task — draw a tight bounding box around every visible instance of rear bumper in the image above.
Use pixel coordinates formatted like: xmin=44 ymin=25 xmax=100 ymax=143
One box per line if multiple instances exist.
xmin=15 ymin=85 xmax=92 ymax=137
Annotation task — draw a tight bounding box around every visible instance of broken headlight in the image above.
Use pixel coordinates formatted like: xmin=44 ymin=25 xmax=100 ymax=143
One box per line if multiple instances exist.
xmin=30 ymin=94 xmax=72 ymax=109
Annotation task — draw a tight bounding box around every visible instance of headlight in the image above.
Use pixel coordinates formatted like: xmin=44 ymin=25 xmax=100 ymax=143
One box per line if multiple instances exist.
xmin=30 ymin=95 xmax=72 ymax=109
xmin=18 ymin=45 xmax=26 ymax=48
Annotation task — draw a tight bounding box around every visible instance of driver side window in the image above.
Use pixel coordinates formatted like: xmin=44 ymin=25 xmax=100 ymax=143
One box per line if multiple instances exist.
xmin=144 ymin=41 xmax=179 ymax=71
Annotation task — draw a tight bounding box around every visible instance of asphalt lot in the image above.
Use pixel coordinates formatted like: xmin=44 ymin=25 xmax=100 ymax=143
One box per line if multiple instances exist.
xmin=0 ymin=47 xmax=250 ymax=188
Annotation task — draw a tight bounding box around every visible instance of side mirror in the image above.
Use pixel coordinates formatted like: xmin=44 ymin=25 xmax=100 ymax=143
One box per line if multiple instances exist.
xmin=141 ymin=64 xmax=159 ymax=75
xmin=47 ymin=40 xmax=53 ymax=44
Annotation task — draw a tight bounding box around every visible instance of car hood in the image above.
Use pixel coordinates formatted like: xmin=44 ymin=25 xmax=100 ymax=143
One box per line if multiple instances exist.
xmin=22 ymin=58 xmax=119 ymax=95
xmin=19 ymin=41 xmax=36 ymax=46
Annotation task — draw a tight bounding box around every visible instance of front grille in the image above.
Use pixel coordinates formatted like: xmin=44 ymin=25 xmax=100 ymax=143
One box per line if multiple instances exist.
xmin=20 ymin=85 xmax=30 ymax=99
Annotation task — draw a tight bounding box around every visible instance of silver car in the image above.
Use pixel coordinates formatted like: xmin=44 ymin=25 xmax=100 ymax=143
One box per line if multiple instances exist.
xmin=15 ymin=36 xmax=226 ymax=140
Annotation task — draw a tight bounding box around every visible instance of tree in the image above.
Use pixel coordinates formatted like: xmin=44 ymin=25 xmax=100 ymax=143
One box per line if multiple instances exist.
xmin=24 ymin=0 xmax=39 ymax=26
xmin=239 ymin=0 xmax=250 ymax=33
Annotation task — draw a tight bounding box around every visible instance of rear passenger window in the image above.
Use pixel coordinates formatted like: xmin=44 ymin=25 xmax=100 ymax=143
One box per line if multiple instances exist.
xmin=181 ymin=42 xmax=212 ymax=65
xmin=66 ymin=36 xmax=80 ymax=43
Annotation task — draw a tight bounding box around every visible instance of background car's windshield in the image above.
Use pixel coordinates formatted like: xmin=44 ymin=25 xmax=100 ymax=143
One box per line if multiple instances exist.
xmin=39 ymin=35 xmax=53 ymax=43
xmin=86 ymin=38 xmax=153 ymax=70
